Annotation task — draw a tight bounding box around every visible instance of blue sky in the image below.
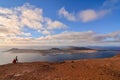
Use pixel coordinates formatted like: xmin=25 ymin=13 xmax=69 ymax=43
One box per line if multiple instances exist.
xmin=0 ymin=0 xmax=120 ymax=46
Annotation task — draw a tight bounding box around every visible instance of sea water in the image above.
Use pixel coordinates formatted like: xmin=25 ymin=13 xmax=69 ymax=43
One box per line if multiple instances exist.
xmin=0 ymin=46 xmax=119 ymax=65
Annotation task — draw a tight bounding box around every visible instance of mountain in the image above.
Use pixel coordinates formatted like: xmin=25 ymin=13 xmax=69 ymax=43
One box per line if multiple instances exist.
xmin=7 ymin=48 xmax=19 ymax=51
xmin=66 ymin=46 xmax=94 ymax=50
xmin=88 ymin=46 xmax=120 ymax=51
xmin=49 ymin=48 xmax=62 ymax=51
xmin=5 ymin=47 xmax=98 ymax=54
xmin=6 ymin=48 xmax=46 ymax=54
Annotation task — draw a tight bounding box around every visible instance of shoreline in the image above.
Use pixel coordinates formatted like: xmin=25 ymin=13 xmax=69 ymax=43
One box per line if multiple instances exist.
xmin=0 ymin=54 xmax=120 ymax=80
xmin=0 ymin=51 xmax=119 ymax=66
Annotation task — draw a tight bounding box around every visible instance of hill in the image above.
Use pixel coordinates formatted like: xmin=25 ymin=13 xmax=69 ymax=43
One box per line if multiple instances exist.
xmin=5 ymin=47 xmax=97 ymax=54
xmin=66 ymin=46 xmax=94 ymax=50
xmin=0 ymin=54 xmax=120 ymax=80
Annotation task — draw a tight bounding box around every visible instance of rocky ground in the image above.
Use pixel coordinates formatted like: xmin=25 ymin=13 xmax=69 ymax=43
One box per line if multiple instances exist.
xmin=0 ymin=55 xmax=120 ymax=80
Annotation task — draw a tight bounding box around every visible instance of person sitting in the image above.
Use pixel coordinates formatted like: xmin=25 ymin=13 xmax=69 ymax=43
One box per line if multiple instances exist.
xmin=12 ymin=56 xmax=18 ymax=64
xmin=13 ymin=59 xmax=16 ymax=64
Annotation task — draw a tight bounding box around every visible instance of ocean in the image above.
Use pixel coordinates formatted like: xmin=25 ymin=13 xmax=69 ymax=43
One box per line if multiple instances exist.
xmin=0 ymin=47 xmax=119 ymax=65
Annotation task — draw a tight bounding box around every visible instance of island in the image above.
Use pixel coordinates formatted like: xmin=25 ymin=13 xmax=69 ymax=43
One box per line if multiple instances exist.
xmin=5 ymin=47 xmax=99 ymax=54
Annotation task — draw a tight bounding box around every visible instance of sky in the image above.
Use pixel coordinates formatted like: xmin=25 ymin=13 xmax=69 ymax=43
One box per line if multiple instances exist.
xmin=0 ymin=0 xmax=120 ymax=47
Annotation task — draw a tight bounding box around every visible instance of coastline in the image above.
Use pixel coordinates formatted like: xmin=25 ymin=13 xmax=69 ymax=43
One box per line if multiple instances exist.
xmin=0 ymin=54 xmax=120 ymax=80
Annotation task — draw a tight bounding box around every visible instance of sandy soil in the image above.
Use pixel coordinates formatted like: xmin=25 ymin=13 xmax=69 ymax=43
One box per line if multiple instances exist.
xmin=0 ymin=55 xmax=120 ymax=80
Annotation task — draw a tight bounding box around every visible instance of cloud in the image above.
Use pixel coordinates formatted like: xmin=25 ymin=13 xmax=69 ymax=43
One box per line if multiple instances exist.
xmin=58 ymin=7 xmax=76 ymax=21
xmin=58 ymin=0 xmax=119 ymax=22
xmin=58 ymin=7 xmax=109 ymax=22
xmin=1 ymin=30 xmax=120 ymax=46
xmin=0 ymin=2 xmax=119 ymax=46
xmin=0 ymin=3 xmax=67 ymax=37
xmin=41 ymin=30 xmax=51 ymax=35
xmin=102 ymin=0 xmax=120 ymax=9
xmin=78 ymin=10 xmax=97 ymax=22
xmin=44 ymin=18 xmax=67 ymax=30
xmin=78 ymin=9 xmax=109 ymax=22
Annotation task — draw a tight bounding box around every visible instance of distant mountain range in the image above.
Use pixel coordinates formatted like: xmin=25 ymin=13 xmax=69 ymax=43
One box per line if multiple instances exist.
xmin=5 ymin=46 xmax=120 ymax=54
xmin=88 ymin=46 xmax=120 ymax=51
xmin=65 ymin=47 xmax=94 ymax=50
xmin=5 ymin=47 xmax=97 ymax=54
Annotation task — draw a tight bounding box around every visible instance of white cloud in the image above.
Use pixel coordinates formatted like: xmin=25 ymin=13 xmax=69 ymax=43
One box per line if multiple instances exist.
xmin=1 ymin=30 xmax=120 ymax=46
xmin=58 ymin=0 xmax=119 ymax=22
xmin=58 ymin=7 xmax=76 ymax=21
xmin=44 ymin=18 xmax=67 ymax=30
xmin=78 ymin=10 xmax=97 ymax=22
xmin=0 ymin=2 xmax=119 ymax=46
xmin=58 ymin=7 xmax=109 ymax=22
xmin=0 ymin=3 xmax=67 ymax=38
xmin=18 ymin=3 xmax=44 ymax=30
xmin=41 ymin=30 xmax=51 ymax=35
xmin=102 ymin=0 xmax=119 ymax=9
xmin=78 ymin=9 xmax=109 ymax=22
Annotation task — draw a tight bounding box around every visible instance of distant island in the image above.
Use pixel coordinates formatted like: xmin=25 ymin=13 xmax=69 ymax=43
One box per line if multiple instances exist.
xmin=5 ymin=47 xmax=98 ymax=54
xmin=5 ymin=46 xmax=119 ymax=54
